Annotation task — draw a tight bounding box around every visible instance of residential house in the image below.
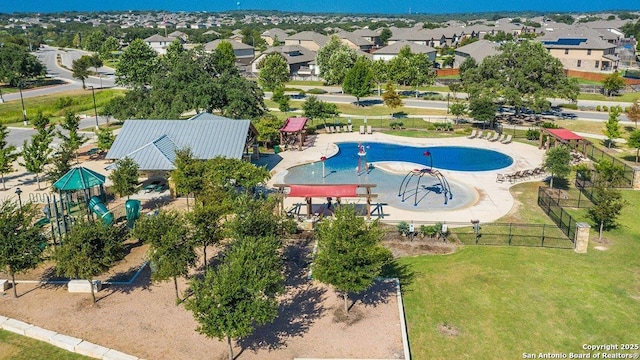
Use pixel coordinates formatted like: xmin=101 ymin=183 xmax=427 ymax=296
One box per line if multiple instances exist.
xmin=352 ymin=28 xmax=382 ymax=46
xmin=143 ymin=34 xmax=179 ymax=55
xmin=372 ymin=40 xmax=437 ymax=61
xmin=285 ymin=31 xmax=329 ymax=51
xmin=251 ymin=45 xmax=318 ymax=80
xmin=261 ymin=28 xmax=289 ymax=46
xmin=204 ymin=39 xmax=255 ymax=65
xmin=453 ymin=39 xmax=501 ymax=67
xmin=539 ymin=27 xmax=619 ymax=71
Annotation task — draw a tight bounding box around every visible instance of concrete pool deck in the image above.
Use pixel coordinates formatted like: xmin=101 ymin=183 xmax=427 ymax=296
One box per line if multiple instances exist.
xmin=265 ymin=131 xmax=546 ymax=224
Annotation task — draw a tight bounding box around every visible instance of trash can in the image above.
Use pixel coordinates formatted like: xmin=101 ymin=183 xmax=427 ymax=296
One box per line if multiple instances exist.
xmin=125 ymin=199 xmax=141 ymax=228
xmin=274 ymin=145 xmax=281 ymax=154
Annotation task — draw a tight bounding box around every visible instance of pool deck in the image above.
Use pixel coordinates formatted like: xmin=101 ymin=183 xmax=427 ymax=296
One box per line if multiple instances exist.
xmin=266 ymin=131 xmax=546 ymax=224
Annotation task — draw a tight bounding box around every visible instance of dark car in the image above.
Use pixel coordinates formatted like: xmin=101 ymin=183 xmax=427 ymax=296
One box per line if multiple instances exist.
xmin=559 ymin=112 xmax=577 ymax=119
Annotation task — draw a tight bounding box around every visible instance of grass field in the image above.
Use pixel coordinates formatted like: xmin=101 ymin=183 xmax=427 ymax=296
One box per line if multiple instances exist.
xmin=0 ymin=329 xmax=91 ymax=360
xmin=398 ymin=183 xmax=640 ymax=359
xmin=578 ymin=92 xmax=640 ymax=103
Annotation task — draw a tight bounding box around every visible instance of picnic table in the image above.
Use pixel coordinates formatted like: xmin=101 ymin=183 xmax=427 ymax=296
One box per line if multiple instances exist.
xmin=87 ymin=148 xmax=100 ymax=159
xmin=144 ymin=181 xmax=165 ymax=193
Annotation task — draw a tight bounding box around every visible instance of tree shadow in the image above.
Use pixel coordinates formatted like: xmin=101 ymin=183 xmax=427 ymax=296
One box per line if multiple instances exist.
xmin=357 ymin=99 xmax=382 ymax=107
xmin=621 ymin=154 xmax=639 ymax=163
xmin=349 ymin=279 xmax=397 ymax=310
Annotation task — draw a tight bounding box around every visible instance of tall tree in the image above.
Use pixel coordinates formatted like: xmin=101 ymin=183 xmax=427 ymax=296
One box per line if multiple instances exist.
xmin=185 ymin=235 xmax=284 ymax=360
xmin=131 ymin=210 xmax=196 ymax=303
xmin=72 ymin=55 xmax=91 ymax=89
xmin=108 ymin=157 xmax=139 ymax=199
xmin=189 ymin=201 xmax=225 ymax=266
xmin=210 ymin=41 xmax=237 ymax=75
xmin=0 ymin=43 xmax=45 ymax=86
xmin=0 ymin=124 xmax=19 ymax=190
xmin=603 ymin=106 xmax=622 ymax=148
xmin=382 ymin=81 xmax=403 ymax=111
xmin=83 ymin=31 xmax=106 ymax=52
xmin=370 ymin=59 xmax=389 ymax=96
xmin=115 ymin=38 xmax=159 ymax=88
xmin=302 ymin=95 xmax=340 ymax=125
xmin=99 ymin=36 xmax=120 ymax=59
xmin=449 ymin=101 xmax=468 ymax=121
xmin=628 ymin=130 xmax=640 ymax=163
xmin=316 ymin=35 xmax=349 ymax=84
xmin=46 ymin=141 xmax=75 ymax=185
xmin=324 ymin=47 xmax=358 ymax=86
xmin=602 ymin=71 xmax=626 ymax=97
xmin=95 ymin=127 xmax=116 ymax=153
xmin=171 ymin=148 xmax=206 ymax=206
xmin=312 ymin=206 xmax=392 ymax=314
xmin=626 ymin=99 xmax=640 ymax=128
xmin=253 ymin=114 xmax=283 ymax=148
xmin=58 ymin=111 xmax=87 ymax=163
xmin=343 ymin=56 xmax=373 ymax=106
xmin=0 ymin=201 xmax=47 ymax=298
xmin=468 ymin=95 xmax=497 ymax=128
xmin=407 ymin=52 xmax=435 ymax=97
xmin=257 ymin=53 xmax=290 ymax=91
xmin=588 ymin=161 xmax=628 ymax=240
xmin=20 ymin=112 xmax=54 ymax=190
xmin=54 ymin=220 xmax=125 ymax=303
xmin=543 ymin=145 xmax=572 ymax=189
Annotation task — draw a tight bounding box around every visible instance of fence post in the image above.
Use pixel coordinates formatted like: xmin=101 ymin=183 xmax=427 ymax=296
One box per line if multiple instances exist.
xmin=508 ymin=223 xmax=512 ymax=246
xmin=541 ymin=224 xmax=545 ymax=247
xmin=574 ymin=222 xmax=591 ymax=253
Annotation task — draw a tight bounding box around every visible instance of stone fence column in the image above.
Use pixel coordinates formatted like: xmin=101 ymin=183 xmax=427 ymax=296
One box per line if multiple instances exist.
xmin=574 ymin=222 xmax=591 ymax=253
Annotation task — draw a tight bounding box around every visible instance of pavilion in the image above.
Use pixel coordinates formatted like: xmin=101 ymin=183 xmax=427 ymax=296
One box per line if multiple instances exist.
xmin=273 ymin=183 xmax=377 ymax=219
xmin=279 ymin=117 xmax=308 ymax=151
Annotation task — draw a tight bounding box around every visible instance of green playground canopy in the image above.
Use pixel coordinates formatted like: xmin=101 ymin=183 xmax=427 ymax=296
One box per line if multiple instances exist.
xmin=53 ymin=167 xmax=106 ymax=191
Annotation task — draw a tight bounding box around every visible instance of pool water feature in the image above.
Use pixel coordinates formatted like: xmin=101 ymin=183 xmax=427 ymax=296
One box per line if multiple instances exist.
xmin=282 ymin=142 xmax=513 ymax=212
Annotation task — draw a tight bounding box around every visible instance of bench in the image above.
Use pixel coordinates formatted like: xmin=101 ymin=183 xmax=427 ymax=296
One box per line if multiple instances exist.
xmin=87 ymin=148 xmax=100 ymax=159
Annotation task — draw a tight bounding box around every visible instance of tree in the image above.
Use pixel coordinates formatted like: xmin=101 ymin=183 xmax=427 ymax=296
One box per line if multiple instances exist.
xmin=46 ymin=142 xmax=75 ymax=184
xmin=96 ymin=128 xmax=116 ymax=153
xmin=253 ymin=114 xmax=283 ymax=148
xmin=99 ymin=36 xmax=120 ymax=58
xmin=449 ymin=101 xmax=468 ymax=121
xmin=603 ymin=106 xmax=622 ymax=148
xmin=87 ymin=54 xmax=103 ymax=77
xmin=407 ymin=52 xmax=435 ymax=96
xmin=626 ymin=99 xmax=640 ymax=128
xmin=20 ymin=112 xmax=54 ymax=190
xmin=185 ymin=235 xmax=284 ymax=360
xmin=588 ymin=162 xmax=628 ymax=240
xmin=257 ymin=53 xmax=290 ymax=91
xmin=543 ymin=145 xmax=572 ymax=189
xmin=189 ymin=202 xmax=225 ymax=266
xmin=54 ymin=220 xmax=125 ymax=303
xmin=342 ymin=56 xmax=373 ymax=106
xmin=171 ymin=148 xmax=206 ymax=206
xmin=602 ymin=71 xmax=625 ymax=97
xmin=271 ymin=87 xmax=291 ymax=114
xmin=324 ymin=48 xmax=357 ymax=86
xmin=108 ymin=157 xmax=139 ymax=199
xmin=382 ymin=81 xmax=403 ymax=111
xmin=115 ymin=38 xmax=159 ymax=88
xmin=210 ymin=41 xmax=237 ymax=75
xmin=312 ymin=206 xmax=392 ymax=314
xmin=0 ymin=201 xmax=47 ymax=298
xmin=58 ymin=111 xmax=87 ymax=163
xmin=0 ymin=124 xmax=19 ymax=190
xmin=378 ymin=28 xmax=392 ymax=45
xmin=72 ymin=55 xmax=91 ymax=89
xmin=468 ymin=95 xmax=497 ymax=128
xmin=302 ymin=95 xmax=340 ymax=124
xmin=628 ymin=130 xmax=640 ymax=163
xmin=370 ymin=59 xmax=389 ymax=96
xmin=83 ymin=31 xmax=106 ymax=52
xmin=0 ymin=43 xmax=45 ymax=86
xmin=316 ymin=35 xmax=348 ymax=83
xmin=131 ymin=210 xmax=196 ymax=303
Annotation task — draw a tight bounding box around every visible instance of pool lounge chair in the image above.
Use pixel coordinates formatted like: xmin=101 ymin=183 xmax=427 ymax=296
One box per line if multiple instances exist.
xmin=467 ymin=129 xmax=477 ymax=139
xmin=348 ymin=124 xmax=353 ymax=132
xmin=366 ymin=125 xmax=373 ymax=134
xmin=482 ymin=131 xmax=493 ymax=140
xmin=475 ymin=130 xmax=484 ymax=139
xmin=331 ymin=126 xmax=338 ymax=133
xmin=501 ymin=134 xmax=513 ymax=144
xmin=325 ymin=126 xmax=333 ymax=133
xmin=359 ymin=125 xmax=365 ymax=134
xmin=495 ymin=134 xmax=505 ymax=143
xmin=488 ymin=132 xmax=500 ymax=142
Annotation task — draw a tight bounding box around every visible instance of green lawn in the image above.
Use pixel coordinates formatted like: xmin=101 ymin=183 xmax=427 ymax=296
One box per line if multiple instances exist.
xmin=578 ymin=92 xmax=640 ymax=103
xmin=0 ymin=329 xmax=91 ymax=360
xmin=398 ymin=184 xmax=640 ymax=359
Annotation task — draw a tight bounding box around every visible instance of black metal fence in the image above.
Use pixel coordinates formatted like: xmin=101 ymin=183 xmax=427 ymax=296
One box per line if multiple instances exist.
xmin=537 ymin=187 xmax=579 ymax=242
xmin=580 ymin=141 xmax=636 ymax=188
xmin=543 ymin=184 xmax=593 ymax=209
xmin=384 ymin=220 xmax=574 ymax=249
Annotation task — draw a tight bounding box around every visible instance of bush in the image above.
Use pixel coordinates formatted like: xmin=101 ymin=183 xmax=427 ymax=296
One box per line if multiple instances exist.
xmin=306 ymin=127 xmax=316 ymax=135
xmin=526 ymin=128 xmax=540 ymax=140
xmin=541 ymin=121 xmax=559 ymax=129
xmin=574 ymin=163 xmax=592 ymax=181
xmin=390 ymin=121 xmax=404 ymax=129
xmin=559 ymin=103 xmax=578 ymax=110
xmin=422 ymin=93 xmax=445 ymax=101
xmin=306 ymin=88 xmax=327 ymax=94
xmin=280 ymin=219 xmax=299 ymax=235
xmin=603 ymin=105 xmax=608 ymax=112
xmin=433 ymin=122 xmax=453 ymax=130
xmin=596 ymin=105 xmax=601 ymax=111
xmin=397 ymin=221 xmax=411 ymax=236
xmin=419 ymin=223 xmax=442 ymax=238
xmin=54 ymin=96 xmax=75 ymax=110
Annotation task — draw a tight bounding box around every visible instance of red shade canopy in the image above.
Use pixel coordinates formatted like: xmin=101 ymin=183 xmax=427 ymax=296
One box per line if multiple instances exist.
xmin=280 ymin=117 xmax=307 ymax=133
xmin=286 ymin=184 xmax=359 ymax=197
xmin=546 ymin=128 xmax=584 ymax=141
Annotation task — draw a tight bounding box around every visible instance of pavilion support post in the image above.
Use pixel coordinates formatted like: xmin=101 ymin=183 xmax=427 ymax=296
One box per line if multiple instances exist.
xmin=538 ymin=130 xmax=544 ymax=149
xmin=306 ymin=197 xmax=312 ymax=218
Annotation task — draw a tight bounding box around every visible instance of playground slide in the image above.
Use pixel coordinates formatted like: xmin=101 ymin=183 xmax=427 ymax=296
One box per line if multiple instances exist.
xmin=89 ymin=196 xmax=114 ymax=225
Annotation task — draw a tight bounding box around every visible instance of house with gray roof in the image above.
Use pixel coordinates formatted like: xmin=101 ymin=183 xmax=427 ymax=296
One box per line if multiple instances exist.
xmin=454 ymin=39 xmax=501 ymax=67
xmin=373 ymin=40 xmax=436 ymax=62
xmin=204 ymin=39 xmax=255 ymax=64
xmin=538 ymin=27 xmax=619 ymax=71
xmin=285 ymin=31 xmax=329 ymax=51
xmin=251 ymin=45 xmax=318 ymax=80
xmin=261 ymin=28 xmax=289 ymax=46
xmin=143 ymin=34 xmax=178 ymax=55
xmin=105 ymin=113 xmax=258 ymax=174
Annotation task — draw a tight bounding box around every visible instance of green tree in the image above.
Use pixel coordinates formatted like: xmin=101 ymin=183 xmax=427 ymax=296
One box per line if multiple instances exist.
xmin=115 ymin=38 xmax=159 ymax=88
xmin=588 ymin=162 xmax=628 ymax=240
xmin=312 ymin=206 xmax=392 ymax=314
xmin=382 ymin=81 xmax=403 ymax=111
xmin=602 ymin=71 xmax=625 ymax=97
xmin=72 ymin=55 xmax=91 ymax=89
xmin=257 ymin=53 xmax=290 ymax=91
xmin=254 ymin=114 xmax=283 ymax=148
xmin=625 ymin=99 xmax=640 ymax=128
xmin=271 ymin=86 xmax=291 ymax=114
xmin=210 ymin=41 xmax=237 ymax=75
xmin=325 ymin=47 xmax=358 ymax=86
xmin=370 ymin=59 xmax=389 ymax=96
xmin=99 ymin=36 xmax=120 ymax=58
xmin=628 ymin=130 xmax=640 ymax=163
xmin=108 ymin=157 xmax=139 ymax=199
xmin=87 ymin=54 xmax=103 ymax=76
xmin=302 ymin=95 xmax=340 ymax=125
xmin=407 ymin=52 xmax=435 ymax=97
xmin=131 ymin=210 xmax=196 ymax=303
xmin=54 ymin=220 xmax=125 ymax=303
xmin=171 ymin=148 xmax=206 ymax=207
xmin=20 ymin=112 xmax=54 ymax=190
xmin=343 ymin=56 xmax=373 ymax=106
xmin=96 ymin=128 xmax=116 ymax=153
xmin=378 ymin=28 xmax=392 ymax=45
xmin=46 ymin=142 xmax=75 ymax=184
xmin=0 ymin=201 xmax=47 ymax=298
xmin=603 ymin=106 xmax=622 ymax=148
xmin=188 ymin=201 xmax=225 ymax=266
xmin=0 ymin=43 xmax=45 ymax=86
xmin=58 ymin=111 xmax=87 ymax=163
xmin=468 ymin=95 xmax=496 ymax=127
xmin=316 ymin=35 xmax=349 ymax=83
xmin=0 ymin=124 xmax=19 ymax=190
xmin=83 ymin=31 xmax=106 ymax=52
xmin=449 ymin=101 xmax=468 ymax=121
xmin=185 ymin=235 xmax=284 ymax=360
xmin=543 ymin=145 xmax=572 ymax=189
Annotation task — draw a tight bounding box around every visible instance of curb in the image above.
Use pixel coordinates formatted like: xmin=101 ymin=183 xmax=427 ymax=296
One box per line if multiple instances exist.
xmin=0 ymin=315 xmax=141 ymax=360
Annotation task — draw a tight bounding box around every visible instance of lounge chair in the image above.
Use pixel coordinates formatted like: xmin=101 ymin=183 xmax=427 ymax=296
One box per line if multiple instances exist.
xmin=359 ymin=125 xmax=365 ymax=134
xmin=488 ymin=132 xmax=500 ymax=142
xmin=331 ymin=126 xmax=338 ymax=133
xmin=495 ymin=134 xmax=505 ymax=143
xmin=482 ymin=131 xmax=493 ymax=140
xmin=348 ymin=124 xmax=353 ymax=132
xmin=476 ymin=130 xmax=484 ymax=139
xmin=366 ymin=125 xmax=373 ymax=134
xmin=325 ymin=126 xmax=333 ymax=133
xmin=343 ymin=125 xmax=349 ymax=133
xmin=496 ymin=173 xmax=506 ymax=183
xmin=467 ymin=129 xmax=477 ymax=139
xmin=501 ymin=134 xmax=513 ymax=144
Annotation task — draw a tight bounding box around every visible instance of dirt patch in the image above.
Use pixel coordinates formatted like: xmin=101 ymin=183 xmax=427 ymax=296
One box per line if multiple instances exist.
xmin=381 ymin=227 xmax=458 ymax=257
xmin=437 ymin=323 xmax=460 ymax=337
xmin=594 ymin=246 xmax=609 ymax=251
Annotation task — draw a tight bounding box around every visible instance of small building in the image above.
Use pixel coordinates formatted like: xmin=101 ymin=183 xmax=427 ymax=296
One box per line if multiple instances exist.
xmin=285 ymin=31 xmax=329 ymax=51
xmin=251 ymin=45 xmax=318 ymax=80
xmin=143 ymin=34 xmax=179 ymax=55
xmin=454 ymin=39 xmax=501 ymax=67
xmin=204 ymin=39 xmax=255 ymax=65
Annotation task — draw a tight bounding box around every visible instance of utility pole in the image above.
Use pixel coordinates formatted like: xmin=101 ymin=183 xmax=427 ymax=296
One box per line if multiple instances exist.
xmin=19 ymin=81 xmax=27 ymax=126
xmin=89 ymin=86 xmax=99 ymax=130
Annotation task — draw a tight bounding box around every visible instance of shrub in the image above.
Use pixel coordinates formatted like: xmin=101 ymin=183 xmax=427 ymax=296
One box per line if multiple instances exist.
xmin=526 ymin=128 xmax=540 ymax=140
xmin=541 ymin=121 xmax=559 ymax=129
xmin=280 ymin=219 xmax=299 ymax=235
xmin=596 ymin=105 xmax=601 ymax=111
xmin=54 ymin=97 xmax=75 ymax=110
xmin=390 ymin=121 xmax=404 ymax=129
xmin=422 ymin=93 xmax=445 ymax=101
xmin=574 ymin=163 xmax=592 ymax=181
xmin=306 ymin=127 xmax=316 ymax=135
xmin=419 ymin=223 xmax=442 ymax=238
xmin=397 ymin=221 xmax=411 ymax=236
xmin=559 ymin=103 xmax=578 ymax=110
xmin=306 ymin=88 xmax=327 ymax=94
xmin=603 ymin=105 xmax=608 ymax=112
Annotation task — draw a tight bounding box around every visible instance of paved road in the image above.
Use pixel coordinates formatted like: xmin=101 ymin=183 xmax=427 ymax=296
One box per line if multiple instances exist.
xmin=6 ymin=115 xmax=109 ymax=149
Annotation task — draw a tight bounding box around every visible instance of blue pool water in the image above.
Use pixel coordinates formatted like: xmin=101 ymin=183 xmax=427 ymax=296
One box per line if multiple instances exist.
xmin=322 ymin=142 xmax=513 ymax=171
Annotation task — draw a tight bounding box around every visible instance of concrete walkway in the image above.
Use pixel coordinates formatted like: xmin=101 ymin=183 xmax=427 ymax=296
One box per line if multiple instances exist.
xmin=266 ymin=131 xmax=546 ymax=224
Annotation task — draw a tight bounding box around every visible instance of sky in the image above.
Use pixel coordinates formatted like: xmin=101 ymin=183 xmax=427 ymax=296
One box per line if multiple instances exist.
xmin=2 ymin=0 xmax=639 ymax=14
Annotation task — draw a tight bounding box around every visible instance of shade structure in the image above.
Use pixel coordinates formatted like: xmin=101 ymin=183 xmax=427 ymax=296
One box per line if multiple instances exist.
xmin=53 ymin=167 xmax=106 ymax=191
xmin=546 ymin=128 xmax=584 ymax=141
xmin=280 ymin=117 xmax=307 ymax=132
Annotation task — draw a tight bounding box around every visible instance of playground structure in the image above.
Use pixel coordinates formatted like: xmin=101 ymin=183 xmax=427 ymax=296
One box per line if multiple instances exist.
xmin=357 ymin=143 xmax=369 ymax=175
xmin=397 ymin=151 xmax=453 ymax=206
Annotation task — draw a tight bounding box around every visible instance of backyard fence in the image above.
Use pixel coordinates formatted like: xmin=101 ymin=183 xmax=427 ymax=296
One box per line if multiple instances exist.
xmin=383 ymin=220 xmax=574 ymax=249
xmin=537 ymin=187 xmax=580 ymax=243
xmin=580 ymin=141 xmax=636 ymax=188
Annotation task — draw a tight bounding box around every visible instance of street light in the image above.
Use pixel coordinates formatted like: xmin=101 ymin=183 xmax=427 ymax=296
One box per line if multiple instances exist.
xmin=15 ymin=187 xmax=23 ymax=210
xmin=89 ymin=86 xmax=99 ymax=130
xmin=19 ymin=82 xmax=27 ymax=126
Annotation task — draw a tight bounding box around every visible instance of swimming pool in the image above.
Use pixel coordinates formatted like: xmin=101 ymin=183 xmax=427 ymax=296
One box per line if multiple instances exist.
xmin=321 ymin=142 xmax=513 ymax=172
